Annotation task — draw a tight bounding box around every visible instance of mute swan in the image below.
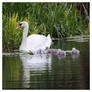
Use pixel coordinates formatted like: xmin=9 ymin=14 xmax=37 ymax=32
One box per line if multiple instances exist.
xmin=16 ymin=21 xmax=52 ymax=54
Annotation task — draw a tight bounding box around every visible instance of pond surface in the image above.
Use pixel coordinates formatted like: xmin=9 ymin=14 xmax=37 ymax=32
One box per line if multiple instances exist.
xmin=3 ymin=36 xmax=90 ymax=89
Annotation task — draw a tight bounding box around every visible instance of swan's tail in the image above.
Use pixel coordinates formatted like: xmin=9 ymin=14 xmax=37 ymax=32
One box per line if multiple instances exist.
xmin=47 ymin=34 xmax=51 ymax=41
xmin=47 ymin=34 xmax=50 ymax=38
xmin=45 ymin=34 xmax=52 ymax=49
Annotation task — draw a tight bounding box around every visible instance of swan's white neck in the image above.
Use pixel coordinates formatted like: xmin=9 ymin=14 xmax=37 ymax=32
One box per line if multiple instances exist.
xmin=23 ymin=25 xmax=28 ymax=41
xmin=20 ymin=24 xmax=29 ymax=51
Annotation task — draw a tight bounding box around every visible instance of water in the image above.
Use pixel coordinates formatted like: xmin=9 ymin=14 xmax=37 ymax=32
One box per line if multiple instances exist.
xmin=3 ymin=36 xmax=90 ymax=89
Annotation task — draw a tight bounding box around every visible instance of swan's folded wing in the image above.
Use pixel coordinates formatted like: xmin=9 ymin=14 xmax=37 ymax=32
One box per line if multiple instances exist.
xmin=27 ymin=34 xmax=49 ymax=52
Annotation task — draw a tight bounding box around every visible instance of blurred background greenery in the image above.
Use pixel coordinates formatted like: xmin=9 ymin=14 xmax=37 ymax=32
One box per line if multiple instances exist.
xmin=3 ymin=2 xmax=90 ymax=52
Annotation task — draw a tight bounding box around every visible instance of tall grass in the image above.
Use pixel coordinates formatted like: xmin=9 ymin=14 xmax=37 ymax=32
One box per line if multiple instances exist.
xmin=3 ymin=14 xmax=21 ymax=52
xmin=3 ymin=3 xmax=89 ymax=52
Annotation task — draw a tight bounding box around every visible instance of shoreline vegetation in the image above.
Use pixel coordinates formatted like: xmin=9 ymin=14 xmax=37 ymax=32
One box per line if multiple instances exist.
xmin=3 ymin=3 xmax=90 ymax=52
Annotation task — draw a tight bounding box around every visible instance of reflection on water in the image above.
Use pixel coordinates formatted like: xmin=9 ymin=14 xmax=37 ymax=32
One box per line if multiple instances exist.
xmin=20 ymin=54 xmax=52 ymax=88
xmin=3 ymin=36 xmax=89 ymax=89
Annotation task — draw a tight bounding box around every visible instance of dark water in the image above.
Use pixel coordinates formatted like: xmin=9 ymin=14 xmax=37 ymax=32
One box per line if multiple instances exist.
xmin=3 ymin=36 xmax=90 ymax=89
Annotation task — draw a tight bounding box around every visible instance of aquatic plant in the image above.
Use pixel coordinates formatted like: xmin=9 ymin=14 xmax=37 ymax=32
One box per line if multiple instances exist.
xmin=3 ymin=13 xmax=22 ymax=52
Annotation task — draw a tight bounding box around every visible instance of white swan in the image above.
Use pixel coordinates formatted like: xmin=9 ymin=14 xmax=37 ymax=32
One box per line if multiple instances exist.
xmin=16 ymin=21 xmax=52 ymax=54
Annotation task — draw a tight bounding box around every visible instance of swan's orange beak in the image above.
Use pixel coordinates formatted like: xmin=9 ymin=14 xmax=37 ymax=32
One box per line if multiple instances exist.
xmin=16 ymin=24 xmax=21 ymax=29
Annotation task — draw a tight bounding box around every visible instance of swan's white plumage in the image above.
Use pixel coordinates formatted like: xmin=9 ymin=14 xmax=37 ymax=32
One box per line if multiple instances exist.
xmin=18 ymin=21 xmax=52 ymax=54
xmin=27 ymin=34 xmax=51 ymax=53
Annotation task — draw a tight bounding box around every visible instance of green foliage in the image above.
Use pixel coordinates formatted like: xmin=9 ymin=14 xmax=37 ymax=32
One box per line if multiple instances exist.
xmin=85 ymin=23 xmax=90 ymax=35
xmin=3 ymin=13 xmax=22 ymax=52
xmin=3 ymin=3 xmax=89 ymax=52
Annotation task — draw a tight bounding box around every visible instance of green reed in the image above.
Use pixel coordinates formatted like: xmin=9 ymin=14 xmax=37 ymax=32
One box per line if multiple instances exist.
xmin=3 ymin=13 xmax=22 ymax=52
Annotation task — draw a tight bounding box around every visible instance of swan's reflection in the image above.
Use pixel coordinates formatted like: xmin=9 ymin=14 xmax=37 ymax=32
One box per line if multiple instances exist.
xmin=19 ymin=54 xmax=52 ymax=88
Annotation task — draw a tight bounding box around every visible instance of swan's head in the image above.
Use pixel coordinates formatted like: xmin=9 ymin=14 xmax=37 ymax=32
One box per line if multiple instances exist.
xmin=16 ymin=21 xmax=28 ymax=29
